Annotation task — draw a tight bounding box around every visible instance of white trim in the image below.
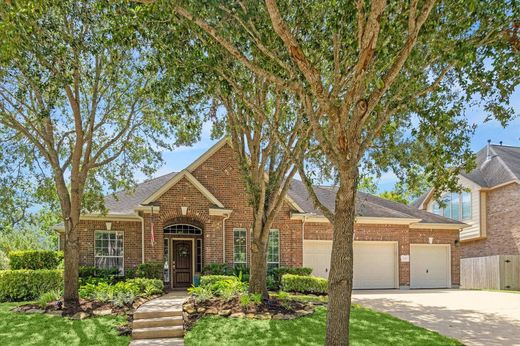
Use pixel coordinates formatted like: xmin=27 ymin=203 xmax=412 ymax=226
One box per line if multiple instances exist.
xmin=82 ymin=214 xmax=141 ymax=221
xmin=134 ymin=206 xmax=161 ymax=213
xmin=284 ymin=195 xmax=305 ymax=213
xmin=209 ymin=208 xmax=233 ymax=216
xmin=94 ymin=230 xmax=125 ymax=275
xmin=480 ymin=179 xmax=520 ymax=191
xmin=142 ymin=170 xmax=225 ymax=207
xmin=186 ymin=137 xmax=230 ymax=173
xmin=291 ymin=213 xmax=422 ymax=225
xmin=410 ymin=243 xmax=451 ymax=289
xmin=410 ymin=223 xmax=467 ymax=230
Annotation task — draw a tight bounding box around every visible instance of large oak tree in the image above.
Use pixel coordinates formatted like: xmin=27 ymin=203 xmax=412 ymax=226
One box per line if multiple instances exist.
xmin=164 ymin=0 xmax=518 ymax=344
xmin=0 ymin=0 xmax=201 ymax=310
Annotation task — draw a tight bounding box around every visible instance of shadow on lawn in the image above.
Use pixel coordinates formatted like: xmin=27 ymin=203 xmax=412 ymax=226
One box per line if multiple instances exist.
xmin=185 ymin=306 xmax=460 ymax=346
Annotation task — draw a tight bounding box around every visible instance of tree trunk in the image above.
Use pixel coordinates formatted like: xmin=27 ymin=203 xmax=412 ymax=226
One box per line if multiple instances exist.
xmin=63 ymin=212 xmax=80 ymax=313
xmin=325 ymin=170 xmax=358 ymax=346
xmin=249 ymin=227 xmax=269 ymax=299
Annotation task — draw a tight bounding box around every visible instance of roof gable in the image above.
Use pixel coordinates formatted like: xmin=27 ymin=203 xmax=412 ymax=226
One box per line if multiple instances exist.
xmin=142 ymin=170 xmax=225 ymax=207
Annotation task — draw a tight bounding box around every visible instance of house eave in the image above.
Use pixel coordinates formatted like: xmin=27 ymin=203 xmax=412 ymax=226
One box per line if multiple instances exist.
xmin=410 ymin=222 xmax=467 ymax=230
xmin=290 ymin=213 xmax=423 ymax=225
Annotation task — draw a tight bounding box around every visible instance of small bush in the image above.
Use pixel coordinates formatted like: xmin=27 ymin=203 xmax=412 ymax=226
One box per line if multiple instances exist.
xmin=79 ymin=266 xmax=119 ymax=286
xmin=202 ymin=263 xmax=228 ymax=275
xmin=8 ymin=250 xmax=63 ymax=270
xmin=271 ymin=267 xmax=312 ymax=288
xmin=188 ymin=286 xmax=213 ymax=303
xmin=0 ymin=269 xmax=63 ymax=301
xmin=200 ymin=275 xmax=237 ymax=287
xmin=133 ymin=262 xmax=163 ymax=279
xmin=281 ymin=274 xmax=327 ymax=294
xmin=37 ymin=289 xmax=62 ymax=308
xmin=79 ymin=278 xmax=163 ymax=303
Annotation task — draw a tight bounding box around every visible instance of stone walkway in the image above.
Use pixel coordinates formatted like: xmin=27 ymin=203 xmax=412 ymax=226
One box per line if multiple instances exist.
xmin=130 ymin=291 xmax=188 ymax=346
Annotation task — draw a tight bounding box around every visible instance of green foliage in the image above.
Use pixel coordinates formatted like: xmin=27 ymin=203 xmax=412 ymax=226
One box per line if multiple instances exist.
xmin=79 ymin=278 xmax=163 ymax=306
xmin=0 ymin=269 xmax=63 ymax=301
xmin=8 ymin=250 xmax=63 ymax=270
xmin=197 ymin=275 xmax=248 ymax=301
xmin=187 ymin=286 xmax=213 ymax=303
xmin=132 ymin=262 xmax=163 ymax=279
xmin=239 ymin=293 xmax=262 ymax=308
xmin=36 ymin=289 xmax=62 ymax=308
xmin=202 ymin=263 xmax=229 ymax=275
xmin=78 ymin=266 xmax=119 ymax=286
xmin=281 ymin=274 xmax=328 ymax=295
xmin=378 ymin=191 xmax=409 ymax=205
xmin=200 ymin=275 xmax=238 ymax=287
xmin=272 ymin=267 xmax=312 ymax=285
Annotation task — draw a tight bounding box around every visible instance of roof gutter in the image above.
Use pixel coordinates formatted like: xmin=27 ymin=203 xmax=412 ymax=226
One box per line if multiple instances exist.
xmin=291 ymin=213 xmax=422 ymax=225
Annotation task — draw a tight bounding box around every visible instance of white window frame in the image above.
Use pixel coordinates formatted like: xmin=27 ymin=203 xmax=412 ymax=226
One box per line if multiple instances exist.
xmin=233 ymin=228 xmax=247 ymax=266
xmin=94 ymin=230 xmax=124 ymax=274
xmin=267 ymin=229 xmax=280 ymax=270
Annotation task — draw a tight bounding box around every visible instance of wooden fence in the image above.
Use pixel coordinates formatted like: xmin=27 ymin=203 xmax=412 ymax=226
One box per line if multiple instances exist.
xmin=461 ymin=255 xmax=520 ymax=290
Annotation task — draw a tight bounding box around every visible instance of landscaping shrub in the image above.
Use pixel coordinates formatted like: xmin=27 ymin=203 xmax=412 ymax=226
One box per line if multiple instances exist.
xmin=8 ymin=250 xmax=63 ymax=270
xmin=202 ymin=263 xmax=228 ymax=275
xmin=281 ymin=274 xmax=328 ymax=294
xmin=37 ymin=289 xmax=62 ymax=308
xmin=132 ymin=262 xmax=163 ymax=279
xmin=79 ymin=266 xmax=119 ymax=285
xmin=188 ymin=286 xmax=213 ymax=303
xmin=0 ymin=269 xmax=63 ymax=301
xmin=79 ymin=278 xmax=164 ymax=305
xmin=198 ymin=275 xmax=247 ymax=300
xmin=200 ymin=275 xmax=238 ymax=287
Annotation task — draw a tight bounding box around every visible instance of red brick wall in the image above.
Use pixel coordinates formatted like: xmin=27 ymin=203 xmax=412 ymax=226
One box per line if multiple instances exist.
xmin=76 ymin=219 xmax=142 ymax=271
xmin=462 ymin=183 xmax=520 ymax=258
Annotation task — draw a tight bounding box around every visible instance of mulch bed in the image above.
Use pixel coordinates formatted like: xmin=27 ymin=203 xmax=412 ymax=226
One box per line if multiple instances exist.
xmin=12 ymin=295 xmax=160 ymax=320
xmin=183 ymin=296 xmax=318 ymax=330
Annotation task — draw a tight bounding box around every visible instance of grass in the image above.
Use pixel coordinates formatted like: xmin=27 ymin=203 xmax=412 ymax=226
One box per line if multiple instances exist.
xmin=0 ymin=302 xmax=130 ymax=346
xmin=271 ymin=292 xmax=328 ymax=303
xmin=185 ymin=306 xmax=462 ymax=346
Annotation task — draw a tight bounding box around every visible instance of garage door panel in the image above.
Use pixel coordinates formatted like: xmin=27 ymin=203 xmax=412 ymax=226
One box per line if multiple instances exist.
xmin=410 ymin=245 xmax=450 ymax=288
xmin=303 ymin=240 xmax=398 ymax=289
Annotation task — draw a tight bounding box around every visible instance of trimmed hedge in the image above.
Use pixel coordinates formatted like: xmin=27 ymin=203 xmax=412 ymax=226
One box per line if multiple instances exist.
xmin=0 ymin=269 xmax=63 ymax=301
xmin=281 ymin=274 xmax=328 ymax=294
xmin=8 ymin=250 xmax=63 ymax=270
xmin=200 ymin=275 xmax=238 ymax=287
xmin=272 ymin=267 xmax=312 ymax=288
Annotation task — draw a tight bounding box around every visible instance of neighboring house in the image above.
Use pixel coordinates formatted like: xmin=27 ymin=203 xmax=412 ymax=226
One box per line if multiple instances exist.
xmin=56 ymin=139 xmax=464 ymax=290
xmin=414 ymin=143 xmax=520 ymax=258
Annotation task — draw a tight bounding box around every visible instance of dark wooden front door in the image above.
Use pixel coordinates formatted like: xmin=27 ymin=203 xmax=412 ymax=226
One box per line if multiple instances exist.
xmin=172 ymin=240 xmax=192 ymax=288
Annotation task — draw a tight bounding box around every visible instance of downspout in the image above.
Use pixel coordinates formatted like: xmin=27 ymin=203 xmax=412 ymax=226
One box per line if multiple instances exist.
xmin=136 ymin=212 xmax=145 ymax=264
xmin=301 ymin=215 xmax=307 ymax=265
xmin=222 ymin=213 xmax=231 ymax=264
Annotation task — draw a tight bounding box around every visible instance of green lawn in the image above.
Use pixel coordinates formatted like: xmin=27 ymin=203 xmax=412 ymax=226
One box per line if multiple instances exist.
xmin=185 ymin=306 xmax=461 ymax=346
xmin=0 ymin=302 xmax=130 ymax=346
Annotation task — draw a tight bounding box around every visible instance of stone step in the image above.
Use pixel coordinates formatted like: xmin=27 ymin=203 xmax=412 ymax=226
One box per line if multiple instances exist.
xmin=134 ymin=308 xmax=183 ymax=320
xmin=132 ymin=326 xmax=184 ymax=340
xmin=133 ymin=316 xmax=184 ymax=329
xmin=129 ymin=338 xmax=184 ymax=345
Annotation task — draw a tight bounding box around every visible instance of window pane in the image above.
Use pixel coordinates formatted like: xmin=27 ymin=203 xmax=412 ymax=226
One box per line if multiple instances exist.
xmin=95 ymin=231 xmax=124 ymax=275
xmin=196 ymin=239 xmax=202 ymax=273
xmin=462 ymin=191 xmax=471 ymax=220
xmin=442 ymin=194 xmax=451 ymax=218
xmin=233 ymin=229 xmax=247 ymax=264
xmin=451 ymin=193 xmax=460 ymax=220
xmin=163 ymin=238 xmax=169 ymax=282
xmin=432 ymin=202 xmax=441 ymax=215
xmin=267 ymin=229 xmax=279 ymax=268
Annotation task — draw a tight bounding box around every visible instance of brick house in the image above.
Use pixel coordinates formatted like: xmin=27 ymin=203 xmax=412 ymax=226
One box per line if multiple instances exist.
xmin=56 ymin=139 xmax=464 ymax=290
xmin=414 ymin=143 xmax=520 ymax=258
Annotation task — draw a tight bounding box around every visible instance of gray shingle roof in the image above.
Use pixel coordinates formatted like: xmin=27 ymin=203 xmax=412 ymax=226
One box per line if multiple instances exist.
xmin=104 ymin=172 xmax=177 ymax=214
xmin=288 ymin=179 xmax=462 ymax=224
xmin=471 ymin=144 xmax=520 ymax=187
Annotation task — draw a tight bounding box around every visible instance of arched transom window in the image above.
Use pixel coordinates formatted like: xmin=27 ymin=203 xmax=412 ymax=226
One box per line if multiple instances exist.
xmin=163 ymin=224 xmax=202 ymax=235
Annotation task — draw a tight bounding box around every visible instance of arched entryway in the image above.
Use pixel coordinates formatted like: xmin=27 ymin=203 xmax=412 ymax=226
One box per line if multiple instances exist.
xmin=163 ymin=222 xmax=203 ymax=289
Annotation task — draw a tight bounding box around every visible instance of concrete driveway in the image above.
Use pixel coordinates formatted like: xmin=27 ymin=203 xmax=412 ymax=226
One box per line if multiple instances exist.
xmin=352 ymin=289 xmax=520 ymax=346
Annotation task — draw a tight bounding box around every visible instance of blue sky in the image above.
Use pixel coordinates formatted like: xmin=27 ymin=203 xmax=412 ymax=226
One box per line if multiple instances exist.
xmin=150 ymin=88 xmax=520 ymax=193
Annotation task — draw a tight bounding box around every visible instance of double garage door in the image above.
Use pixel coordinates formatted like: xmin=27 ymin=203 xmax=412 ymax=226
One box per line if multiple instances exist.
xmin=303 ymin=241 xmax=450 ymax=289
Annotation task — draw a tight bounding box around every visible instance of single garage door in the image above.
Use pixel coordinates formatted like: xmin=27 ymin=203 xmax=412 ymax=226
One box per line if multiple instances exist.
xmin=410 ymin=244 xmax=450 ymax=288
xmin=303 ymin=240 xmax=398 ymax=289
